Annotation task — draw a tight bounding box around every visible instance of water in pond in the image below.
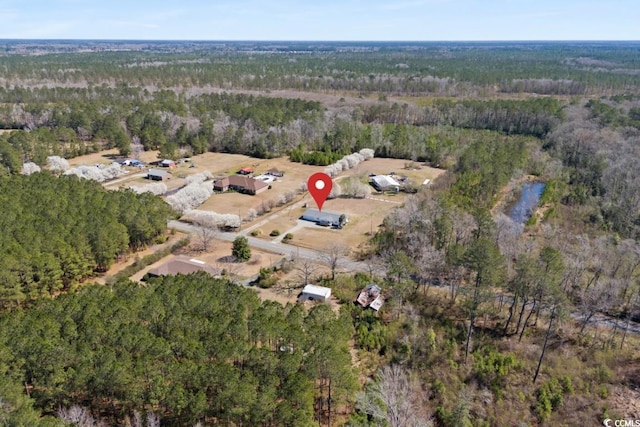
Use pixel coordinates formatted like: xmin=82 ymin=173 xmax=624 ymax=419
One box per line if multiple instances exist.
xmin=508 ymin=182 xmax=546 ymax=224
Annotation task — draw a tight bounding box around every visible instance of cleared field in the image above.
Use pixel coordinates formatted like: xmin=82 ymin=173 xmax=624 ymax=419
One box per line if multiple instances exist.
xmin=70 ymin=149 xmax=442 ymax=258
xmin=350 ymin=157 xmax=446 ymax=184
xmin=197 ymin=154 xmax=320 ymax=216
xmin=286 ymin=197 xmax=397 ymax=252
xmin=68 ymin=148 xmax=161 ymax=166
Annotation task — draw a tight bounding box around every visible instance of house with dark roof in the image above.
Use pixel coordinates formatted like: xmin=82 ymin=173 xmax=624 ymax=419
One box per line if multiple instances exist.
xmin=146 ymin=256 xmax=221 ymax=278
xmin=146 ymin=169 xmax=172 ymax=181
xmin=266 ymin=168 xmax=284 ymax=177
xmin=213 ymin=175 xmax=269 ymax=195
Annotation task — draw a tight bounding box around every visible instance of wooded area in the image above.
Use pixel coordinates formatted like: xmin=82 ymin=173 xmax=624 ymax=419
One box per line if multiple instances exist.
xmin=0 ymin=274 xmax=356 ymax=426
xmin=0 ymin=173 xmax=173 ymax=309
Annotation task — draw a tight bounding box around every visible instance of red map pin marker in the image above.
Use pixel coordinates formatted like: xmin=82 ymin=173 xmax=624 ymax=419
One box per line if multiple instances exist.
xmin=307 ymin=172 xmax=333 ymax=211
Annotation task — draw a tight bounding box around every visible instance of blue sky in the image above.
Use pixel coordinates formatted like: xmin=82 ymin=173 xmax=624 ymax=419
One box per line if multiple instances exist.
xmin=0 ymin=0 xmax=637 ymax=40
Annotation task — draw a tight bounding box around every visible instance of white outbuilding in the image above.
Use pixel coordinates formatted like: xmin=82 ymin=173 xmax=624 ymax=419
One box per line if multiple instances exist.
xmin=300 ymin=284 xmax=332 ymax=302
xmin=371 ymin=175 xmax=401 ymax=192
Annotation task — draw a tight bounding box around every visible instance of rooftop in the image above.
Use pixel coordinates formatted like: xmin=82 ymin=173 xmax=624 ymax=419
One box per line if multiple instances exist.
xmin=301 ymin=208 xmax=345 ymax=224
xmin=147 ymin=256 xmax=220 ymax=277
xmin=356 ymin=284 xmax=384 ymax=311
xmin=302 ymin=284 xmax=332 ymax=299
xmin=371 ymin=175 xmax=401 ymax=188
xmin=147 ymin=168 xmax=171 ymax=177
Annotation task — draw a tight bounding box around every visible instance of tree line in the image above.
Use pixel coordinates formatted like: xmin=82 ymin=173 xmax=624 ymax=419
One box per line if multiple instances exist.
xmin=1 ymin=42 xmax=638 ymax=95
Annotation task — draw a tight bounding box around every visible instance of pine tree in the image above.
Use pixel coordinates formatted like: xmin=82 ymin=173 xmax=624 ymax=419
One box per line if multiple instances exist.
xmin=232 ymin=236 xmax=251 ymax=262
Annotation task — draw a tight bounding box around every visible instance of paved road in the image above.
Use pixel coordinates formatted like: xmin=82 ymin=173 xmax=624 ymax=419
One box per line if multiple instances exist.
xmin=168 ymin=219 xmax=376 ymax=275
xmin=169 ymin=220 xmax=640 ymax=335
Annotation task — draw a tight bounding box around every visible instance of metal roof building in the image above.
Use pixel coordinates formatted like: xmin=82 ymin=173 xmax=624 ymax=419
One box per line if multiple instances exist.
xmin=301 ymin=208 xmax=347 ymax=227
xmin=371 ymin=175 xmax=401 ymax=191
xmin=146 ymin=169 xmax=172 ymax=181
xmin=300 ymin=284 xmax=332 ymax=302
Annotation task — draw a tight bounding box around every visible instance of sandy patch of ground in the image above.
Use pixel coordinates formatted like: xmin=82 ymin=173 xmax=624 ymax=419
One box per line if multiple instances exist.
xmin=0 ymin=129 xmax=15 ymax=135
xmin=252 ymin=286 xmax=298 ymax=306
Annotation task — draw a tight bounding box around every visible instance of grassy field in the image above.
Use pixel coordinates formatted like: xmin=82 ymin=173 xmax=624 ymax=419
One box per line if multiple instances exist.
xmin=69 ymin=148 xmax=444 ymax=270
xmin=285 ymin=197 xmax=396 ymax=252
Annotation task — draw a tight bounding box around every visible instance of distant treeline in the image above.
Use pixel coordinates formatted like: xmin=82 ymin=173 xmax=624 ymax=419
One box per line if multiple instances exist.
xmin=0 ymin=42 xmax=639 ymax=94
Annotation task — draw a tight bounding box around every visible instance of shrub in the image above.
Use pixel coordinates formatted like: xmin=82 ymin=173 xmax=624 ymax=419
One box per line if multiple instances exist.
xmin=250 ymin=229 xmax=262 ymax=237
xmin=474 ymin=348 xmax=520 ymax=399
xmin=256 ymin=267 xmax=277 ymax=288
xmin=535 ymin=377 xmax=566 ymax=422
xmin=282 ymin=233 xmax=293 ymax=242
xmin=269 ymin=229 xmax=280 ymax=237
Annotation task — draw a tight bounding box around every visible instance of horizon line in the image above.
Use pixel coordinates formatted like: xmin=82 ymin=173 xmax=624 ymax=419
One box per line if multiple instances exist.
xmin=2 ymin=38 xmax=640 ymax=43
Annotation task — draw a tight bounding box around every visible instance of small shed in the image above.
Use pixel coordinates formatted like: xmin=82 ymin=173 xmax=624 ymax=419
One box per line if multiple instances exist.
xmin=238 ymin=167 xmax=254 ymax=175
xmin=300 ymin=284 xmax=332 ymax=302
xmin=147 ymin=169 xmax=172 ymax=181
xmin=267 ymin=168 xmax=284 ymax=177
xmin=160 ymin=159 xmax=176 ymax=168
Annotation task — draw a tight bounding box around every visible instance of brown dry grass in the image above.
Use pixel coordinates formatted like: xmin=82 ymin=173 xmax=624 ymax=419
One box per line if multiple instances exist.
xmin=255 ymin=216 xmax=300 ymax=239
xmin=67 ymin=148 xmax=161 ymax=166
xmin=286 ymin=197 xmax=397 ymax=252
xmin=197 ymin=154 xmax=320 ymax=216
xmin=130 ymin=239 xmax=282 ymax=282
xmin=350 ymin=157 xmax=446 ymax=184
xmin=72 ymin=149 xmax=444 ymax=275
xmin=194 ymin=155 xmax=444 ymax=251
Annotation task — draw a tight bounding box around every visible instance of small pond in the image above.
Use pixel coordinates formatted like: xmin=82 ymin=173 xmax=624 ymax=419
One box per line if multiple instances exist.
xmin=508 ymin=182 xmax=546 ymax=224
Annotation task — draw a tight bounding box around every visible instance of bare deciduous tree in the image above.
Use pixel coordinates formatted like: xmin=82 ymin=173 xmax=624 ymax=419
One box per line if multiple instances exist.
xmin=194 ymin=224 xmax=218 ymax=252
xmin=291 ymin=251 xmax=318 ymax=284
xmin=58 ymin=405 xmax=107 ymax=427
xmin=356 ymin=365 xmax=431 ymax=427
xmin=321 ymin=242 xmax=348 ymax=280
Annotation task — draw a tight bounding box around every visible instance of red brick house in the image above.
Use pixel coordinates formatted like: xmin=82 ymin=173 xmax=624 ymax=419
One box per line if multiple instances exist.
xmin=213 ymin=175 xmax=269 ymax=195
